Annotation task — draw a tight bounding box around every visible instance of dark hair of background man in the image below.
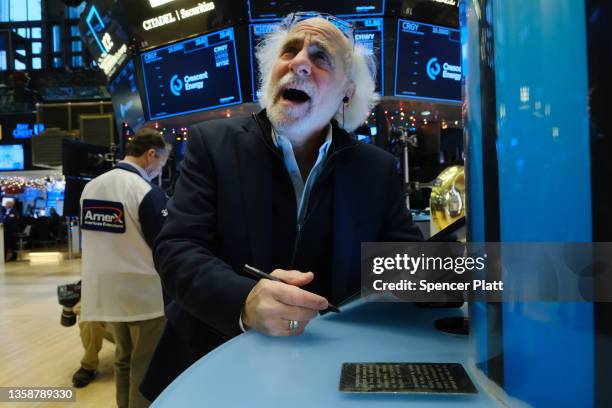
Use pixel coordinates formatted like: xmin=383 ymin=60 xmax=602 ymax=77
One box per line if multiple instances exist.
xmin=125 ymin=128 xmax=168 ymax=157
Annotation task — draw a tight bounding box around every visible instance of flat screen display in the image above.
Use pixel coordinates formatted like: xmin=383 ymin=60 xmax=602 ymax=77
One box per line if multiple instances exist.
xmin=109 ymin=60 xmax=146 ymax=131
xmin=394 ymin=19 xmax=461 ymax=102
xmin=141 ymin=27 xmax=242 ymax=120
xmin=248 ymin=0 xmax=384 ymax=21
xmin=0 ymin=145 xmax=25 ymax=171
xmin=249 ymin=18 xmax=384 ymax=102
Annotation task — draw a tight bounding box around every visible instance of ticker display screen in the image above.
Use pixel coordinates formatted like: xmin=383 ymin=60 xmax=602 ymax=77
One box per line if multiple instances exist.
xmin=248 ymin=0 xmax=384 ymax=21
xmin=108 ymin=60 xmax=146 ymax=131
xmin=249 ymin=18 xmax=384 ymax=102
xmin=394 ymin=19 xmax=461 ymax=102
xmin=141 ymin=27 xmax=242 ymax=120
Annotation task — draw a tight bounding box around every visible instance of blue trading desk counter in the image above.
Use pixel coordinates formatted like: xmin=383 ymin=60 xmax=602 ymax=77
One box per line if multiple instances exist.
xmin=152 ymin=300 xmax=501 ymax=407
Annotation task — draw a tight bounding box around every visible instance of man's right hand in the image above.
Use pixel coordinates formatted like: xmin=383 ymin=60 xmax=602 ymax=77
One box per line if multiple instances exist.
xmin=242 ymin=269 xmax=329 ymax=336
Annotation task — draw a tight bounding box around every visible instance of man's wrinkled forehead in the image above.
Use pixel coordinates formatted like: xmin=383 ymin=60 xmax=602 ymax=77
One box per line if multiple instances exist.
xmin=287 ymin=17 xmax=351 ymax=51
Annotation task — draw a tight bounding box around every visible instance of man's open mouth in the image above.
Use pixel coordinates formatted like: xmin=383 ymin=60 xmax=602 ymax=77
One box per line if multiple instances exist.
xmin=281 ymin=88 xmax=311 ymax=103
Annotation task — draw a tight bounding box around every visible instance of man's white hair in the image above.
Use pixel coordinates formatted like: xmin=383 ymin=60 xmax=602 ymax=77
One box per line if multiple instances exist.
xmin=255 ymin=21 xmax=380 ymax=132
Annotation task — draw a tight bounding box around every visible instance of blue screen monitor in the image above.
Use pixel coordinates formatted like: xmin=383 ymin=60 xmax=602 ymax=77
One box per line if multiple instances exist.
xmin=394 ymin=19 xmax=461 ymax=102
xmin=248 ymin=0 xmax=384 ymax=21
xmin=141 ymin=27 xmax=242 ymax=121
xmin=109 ymin=60 xmax=146 ymax=131
xmin=0 ymin=145 xmax=25 ymax=171
xmin=249 ymin=18 xmax=384 ymax=102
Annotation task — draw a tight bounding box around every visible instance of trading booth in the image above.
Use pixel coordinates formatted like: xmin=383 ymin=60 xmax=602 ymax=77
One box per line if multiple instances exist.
xmin=71 ymin=0 xmax=612 ymax=407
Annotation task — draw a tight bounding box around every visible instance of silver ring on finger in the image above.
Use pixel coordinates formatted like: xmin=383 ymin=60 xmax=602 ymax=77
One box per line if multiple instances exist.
xmin=288 ymin=320 xmax=299 ymax=331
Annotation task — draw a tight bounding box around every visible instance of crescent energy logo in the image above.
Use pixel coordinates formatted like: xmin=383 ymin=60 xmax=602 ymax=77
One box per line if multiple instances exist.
xmin=170 ymin=75 xmax=184 ymax=96
xmin=426 ymin=57 xmax=462 ymax=81
xmin=169 ymin=71 xmax=209 ymax=97
xmin=427 ymin=58 xmax=441 ymax=80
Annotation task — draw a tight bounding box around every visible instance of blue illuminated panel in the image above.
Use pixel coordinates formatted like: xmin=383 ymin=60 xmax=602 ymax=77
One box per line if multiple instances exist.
xmin=141 ymin=27 xmax=242 ymax=120
xmin=109 ymin=60 xmax=146 ymax=131
xmin=492 ymin=1 xmax=593 ymax=406
xmin=0 ymin=145 xmax=25 ymax=171
xmin=12 ymin=123 xmax=45 ymax=139
xmin=249 ymin=18 xmax=384 ymax=102
xmin=394 ymin=19 xmax=461 ymax=102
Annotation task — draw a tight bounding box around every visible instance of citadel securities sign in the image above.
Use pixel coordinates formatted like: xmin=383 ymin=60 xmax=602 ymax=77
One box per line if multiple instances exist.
xmin=126 ymin=0 xmax=247 ymax=50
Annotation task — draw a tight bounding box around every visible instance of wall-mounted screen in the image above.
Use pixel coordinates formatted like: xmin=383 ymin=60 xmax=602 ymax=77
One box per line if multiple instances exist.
xmin=141 ymin=27 xmax=242 ymax=121
xmin=248 ymin=0 xmax=384 ymax=21
xmin=394 ymin=19 xmax=461 ymax=102
xmin=0 ymin=145 xmax=25 ymax=171
xmin=249 ymin=17 xmax=384 ymax=102
xmin=109 ymin=60 xmax=146 ymax=131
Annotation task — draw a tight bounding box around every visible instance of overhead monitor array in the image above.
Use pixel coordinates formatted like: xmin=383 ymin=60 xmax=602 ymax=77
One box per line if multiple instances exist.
xmin=78 ymin=0 xmax=461 ymax=128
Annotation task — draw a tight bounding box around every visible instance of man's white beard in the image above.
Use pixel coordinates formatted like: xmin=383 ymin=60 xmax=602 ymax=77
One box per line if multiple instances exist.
xmin=263 ymin=73 xmax=344 ymax=135
xmin=265 ymin=76 xmax=316 ymax=134
xmin=267 ymin=100 xmax=314 ymax=134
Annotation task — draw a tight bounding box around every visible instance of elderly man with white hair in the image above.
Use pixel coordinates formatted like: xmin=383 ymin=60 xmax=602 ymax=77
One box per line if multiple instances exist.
xmin=140 ymin=12 xmax=423 ymax=402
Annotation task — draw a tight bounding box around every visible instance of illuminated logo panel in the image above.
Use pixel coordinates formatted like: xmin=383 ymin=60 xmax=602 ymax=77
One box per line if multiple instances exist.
xmin=427 ymin=58 xmax=441 ymax=80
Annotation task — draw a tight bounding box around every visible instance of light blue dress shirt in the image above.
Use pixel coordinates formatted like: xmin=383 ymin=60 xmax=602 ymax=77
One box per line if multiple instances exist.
xmin=272 ymin=125 xmax=333 ymax=225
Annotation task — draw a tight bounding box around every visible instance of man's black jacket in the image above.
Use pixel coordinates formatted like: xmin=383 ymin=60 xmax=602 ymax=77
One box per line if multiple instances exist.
xmin=141 ymin=111 xmax=423 ymax=400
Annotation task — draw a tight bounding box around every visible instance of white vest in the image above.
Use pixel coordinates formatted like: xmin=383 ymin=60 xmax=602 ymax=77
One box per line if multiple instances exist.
xmin=80 ymin=164 xmax=166 ymax=322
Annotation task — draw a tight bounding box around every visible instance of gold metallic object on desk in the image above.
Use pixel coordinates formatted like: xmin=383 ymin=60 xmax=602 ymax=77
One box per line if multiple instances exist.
xmin=430 ymin=165 xmax=465 ymax=234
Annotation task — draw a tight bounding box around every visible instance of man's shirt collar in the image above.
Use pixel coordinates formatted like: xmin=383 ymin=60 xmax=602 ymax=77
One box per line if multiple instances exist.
xmin=118 ymin=160 xmax=151 ymax=182
xmin=271 ymin=125 xmax=333 ymax=223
